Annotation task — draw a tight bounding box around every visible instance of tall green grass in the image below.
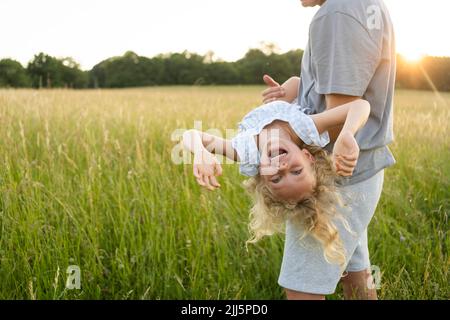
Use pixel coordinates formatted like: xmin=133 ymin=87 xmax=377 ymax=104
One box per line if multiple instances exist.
xmin=0 ymin=87 xmax=448 ymax=299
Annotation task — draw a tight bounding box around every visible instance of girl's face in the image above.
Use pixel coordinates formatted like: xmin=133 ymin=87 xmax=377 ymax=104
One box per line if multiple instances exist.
xmin=299 ymin=0 xmax=326 ymax=7
xmin=259 ymin=137 xmax=316 ymax=203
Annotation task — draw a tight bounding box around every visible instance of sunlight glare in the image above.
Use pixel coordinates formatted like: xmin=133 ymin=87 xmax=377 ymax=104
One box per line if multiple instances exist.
xmin=401 ymin=51 xmax=425 ymax=64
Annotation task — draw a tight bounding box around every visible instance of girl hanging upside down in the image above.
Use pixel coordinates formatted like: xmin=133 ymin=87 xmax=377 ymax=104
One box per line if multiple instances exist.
xmin=182 ymin=93 xmax=370 ymax=269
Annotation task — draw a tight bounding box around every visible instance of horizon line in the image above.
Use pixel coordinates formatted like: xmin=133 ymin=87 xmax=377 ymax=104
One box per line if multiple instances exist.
xmin=2 ymin=49 xmax=449 ymax=72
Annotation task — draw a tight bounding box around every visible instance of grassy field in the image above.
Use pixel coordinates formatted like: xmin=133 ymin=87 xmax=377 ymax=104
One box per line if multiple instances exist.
xmin=0 ymin=87 xmax=448 ymax=299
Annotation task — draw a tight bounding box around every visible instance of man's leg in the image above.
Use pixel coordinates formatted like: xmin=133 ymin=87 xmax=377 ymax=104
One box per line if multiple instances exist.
xmin=341 ymin=268 xmax=377 ymax=300
xmin=285 ymin=289 xmax=325 ymax=300
xmin=341 ymin=229 xmax=378 ymax=299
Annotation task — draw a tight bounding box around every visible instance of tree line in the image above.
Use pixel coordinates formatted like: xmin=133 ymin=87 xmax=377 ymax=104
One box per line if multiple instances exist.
xmin=1 ymin=48 xmax=450 ymax=91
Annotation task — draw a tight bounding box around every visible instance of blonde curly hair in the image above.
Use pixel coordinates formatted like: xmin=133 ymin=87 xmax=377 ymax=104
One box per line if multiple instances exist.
xmin=244 ymin=143 xmax=351 ymax=269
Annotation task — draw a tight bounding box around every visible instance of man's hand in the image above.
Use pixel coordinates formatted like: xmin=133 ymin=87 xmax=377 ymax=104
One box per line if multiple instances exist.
xmin=262 ymin=74 xmax=286 ymax=104
xmin=193 ymin=149 xmax=222 ymax=191
xmin=332 ymin=130 xmax=359 ymax=176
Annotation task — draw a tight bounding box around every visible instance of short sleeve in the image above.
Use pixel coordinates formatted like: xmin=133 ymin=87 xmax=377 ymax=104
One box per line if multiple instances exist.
xmin=310 ymin=12 xmax=381 ymax=97
xmin=230 ymin=133 xmax=259 ymax=177
xmin=288 ymin=111 xmax=330 ymax=148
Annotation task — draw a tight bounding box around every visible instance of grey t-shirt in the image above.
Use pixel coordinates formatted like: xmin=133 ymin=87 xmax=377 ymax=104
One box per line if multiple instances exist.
xmin=297 ymin=0 xmax=396 ymax=186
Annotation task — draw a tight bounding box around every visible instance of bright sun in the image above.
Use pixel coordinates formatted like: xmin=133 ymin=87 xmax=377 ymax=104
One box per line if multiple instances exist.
xmin=401 ymin=50 xmax=425 ymax=63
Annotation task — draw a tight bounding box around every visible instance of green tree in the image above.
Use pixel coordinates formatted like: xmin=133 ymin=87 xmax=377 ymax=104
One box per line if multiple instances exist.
xmin=27 ymin=53 xmax=63 ymax=88
xmin=27 ymin=53 xmax=87 ymax=88
xmin=60 ymin=57 xmax=88 ymax=88
xmin=162 ymin=51 xmax=206 ymax=85
xmin=206 ymin=62 xmax=239 ymax=84
xmin=236 ymin=49 xmax=302 ymax=84
xmin=90 ymin=51 xmax=164 ymax=88
xmin=0 ymin=59 xmax=30 ymax=87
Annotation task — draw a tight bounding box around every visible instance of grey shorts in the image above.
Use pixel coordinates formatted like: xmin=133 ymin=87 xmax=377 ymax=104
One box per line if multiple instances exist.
xmin=278 ymin=169 xmax=385 ymax=295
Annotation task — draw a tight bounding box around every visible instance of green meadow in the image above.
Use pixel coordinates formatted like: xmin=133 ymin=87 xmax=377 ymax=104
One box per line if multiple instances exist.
xmin=0 ymin=87 xmax=448 ymax=299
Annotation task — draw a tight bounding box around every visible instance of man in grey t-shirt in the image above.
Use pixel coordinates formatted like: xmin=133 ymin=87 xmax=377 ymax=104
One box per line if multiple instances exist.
xmin=262 ymin=0 xmax=396 ymax=299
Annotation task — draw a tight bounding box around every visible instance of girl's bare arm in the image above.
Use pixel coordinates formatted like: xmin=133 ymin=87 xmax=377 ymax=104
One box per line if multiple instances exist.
xmin=182 ymin=129 xmax=239 ymax=162
xmin=309 ymin=99 xmax=370 ymax=176
xmin=182 ymin=129 xmax=239 ymax=191
xmin=309 ymin=99 xmax=371 ymax=138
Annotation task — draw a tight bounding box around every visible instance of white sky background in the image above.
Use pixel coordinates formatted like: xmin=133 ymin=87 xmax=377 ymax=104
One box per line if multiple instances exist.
xmin=0 ymin=0 xmax=449 ymax=70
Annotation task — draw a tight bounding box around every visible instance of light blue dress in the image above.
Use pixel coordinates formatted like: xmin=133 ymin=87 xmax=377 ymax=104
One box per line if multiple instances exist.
xmin=230 ymin=100 xmax=330 ymax=177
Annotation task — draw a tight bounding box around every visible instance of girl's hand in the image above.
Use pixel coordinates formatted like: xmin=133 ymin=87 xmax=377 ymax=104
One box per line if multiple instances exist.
xmin=193 ymin=149 xmax=222 ymax=190
xmin=332 ymin=130 xmax=359 ymax=176
xmin=262 ymin=75 xmax=286 ymax=104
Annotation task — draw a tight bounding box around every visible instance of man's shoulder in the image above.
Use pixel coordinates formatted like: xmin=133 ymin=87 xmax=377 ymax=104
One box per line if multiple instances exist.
xmin=312 ymin=0 xmax=384 ymax=24
xmin=311 ymin=0 xmax=392 ymax=46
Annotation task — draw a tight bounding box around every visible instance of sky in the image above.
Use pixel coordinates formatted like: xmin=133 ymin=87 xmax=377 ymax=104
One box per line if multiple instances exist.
xmin=1 ymin=0 xmax=449 ymax=70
